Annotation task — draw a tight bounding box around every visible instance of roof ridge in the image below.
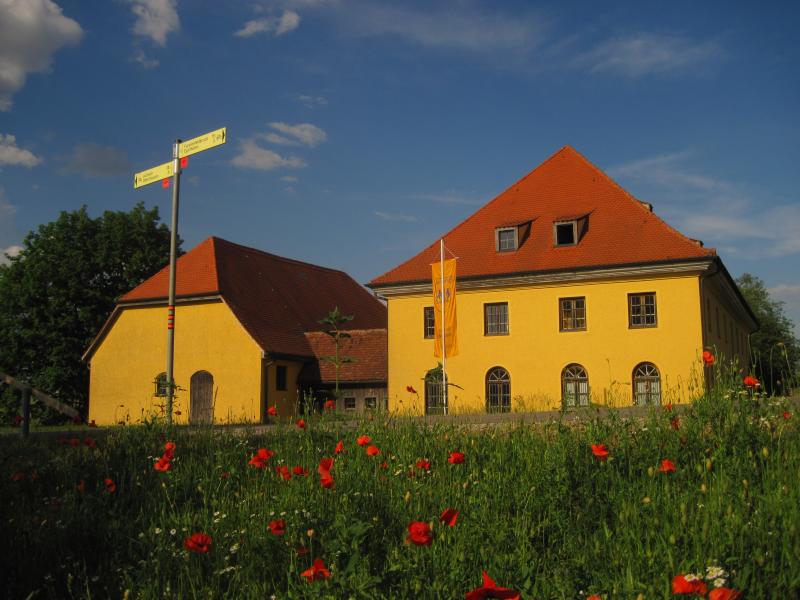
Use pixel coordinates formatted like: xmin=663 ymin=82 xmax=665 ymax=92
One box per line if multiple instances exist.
xmin=210 ymin=236 xmax=350 ymax=277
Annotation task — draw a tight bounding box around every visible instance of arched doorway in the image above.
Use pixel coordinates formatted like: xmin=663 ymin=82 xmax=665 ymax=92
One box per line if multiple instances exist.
xmin=424 ymin=367 xmax=445 ymax=415
xmin=190 ymin=370 xmax=214 ymax=424
xmin=633 ymin=362 xmax=661 ymax=406
xmin=485 ymin=367 xmax=511 ymax=413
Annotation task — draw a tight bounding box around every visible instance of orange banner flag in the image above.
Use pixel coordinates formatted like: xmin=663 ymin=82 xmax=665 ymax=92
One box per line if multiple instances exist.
xmin=432 ymin=258 xmax=458 ymax=358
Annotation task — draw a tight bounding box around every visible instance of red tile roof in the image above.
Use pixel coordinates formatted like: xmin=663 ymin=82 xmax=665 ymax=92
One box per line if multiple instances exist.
xmin=369 ymin=146 xmax=715 ymax=287
xmin=121 ymin=237 xmax=387 ymax=358
xmin=301 ymin=329 xmax=388 ymax=384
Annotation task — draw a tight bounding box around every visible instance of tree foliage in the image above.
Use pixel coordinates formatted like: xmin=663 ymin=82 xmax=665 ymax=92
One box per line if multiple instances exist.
xmin=736 ymin=273 xmax=799 ymax=395
xmin=0 ymin=203 xmax=175 ymax=421
xmin=318 ymin=306 xmax=355 ymax=399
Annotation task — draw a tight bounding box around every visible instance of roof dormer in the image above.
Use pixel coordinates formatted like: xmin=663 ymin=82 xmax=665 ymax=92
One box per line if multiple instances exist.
xmin=495 ymin=220 xmax=533 ymax=252
xmin=553 ymin=213 xmax=590 ymax=247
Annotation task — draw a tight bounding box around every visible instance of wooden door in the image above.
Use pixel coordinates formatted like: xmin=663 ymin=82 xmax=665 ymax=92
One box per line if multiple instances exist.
xmin=190 ymin=371 xmax=214 ymax=424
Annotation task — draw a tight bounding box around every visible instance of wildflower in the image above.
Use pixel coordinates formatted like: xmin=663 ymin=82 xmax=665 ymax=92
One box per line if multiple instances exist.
xmin=220 ymin=472 xmax=230 ymax=480
xmin=659 ymin=459 xmax=677 ymax=473
xmin=76 ymin=480 xmax=85 ymax=493
xmin=465 ymin=571 xmax=520 ymax=600
xmin=154 ymin=456 xmax=172 ymax=472
xmin=292 ymin=466 xmax=308 ymax=477
xmin=68 ymin=438 xmax=80 ymax=447
xmin=664 ymin=403 xmax=674 ymax=412
xmin=12 ymin=415 xmax=23 ymax=427
xmin=268 ymin=519 xmax=286 ymax=536
xmin=276 ymin=465 xmax=292 ymax=481
xmin=356 ymin=435 xmax=372 ymax=446
xmin=708 ymin=589 xmax=742 ymax=600
xmin=448 ymin=451 xmax=465 ymax=464
xmin=702 ymin=351 xmax=715 ymax=366
xmin=366 ymin=445 xmax=381 ymax=456
xmin=743 ymin=375 xmax=759 ymax=388
xmin=184 ymin=532 xmax=212 ymax=553
xmin=406 ymin=385 xmax=417 ymax=394
xmin=318 ymin=457 xmax=334 ymax=489
xmin=416 ymin=459 xmax=431 ymax=471
xmin=324 ymin=399 xmax=335 ymax=410
xmin=334 ymin=440 xmax=345 ymax=454
xmin=71 ymin=415 xmax=82 ymax=425
xmin=296 ymin=544 xmax=310 ymax=556
xmin=406 ymin=521 xmax=433 ymax=546
xmin=672 ymin=574 xmax=707 ymax=596
xmin=83 ymin=437 xmax=97 ymax=448
xmin=783 ymin=411 xmax=792 ymax=420
xmin=163 ymin=442 xmax=176 ymax=458
xmin=440 ymin=508 xmax=459 ymax=527
xmin=248 ymin=448 xmax=275 ymax=469
xmin=300 ymin=558 xmax=330 ymax=582
xmin=591 ymin=444 xmax=609 ymax=461
xmin=670 ymin=416 xmax=681 ymax=430
xmin=587 ymin=596 xmax=602 ymax=600
xmin=267 ymin=406 xmax=277 ymax=417
xmin=104 ymin=478 xmax=116 ymax=494
xmin=296 ymin=419 xmax=306 ymax=429
xmin=11 ymin=472 xmax=26 ymax=482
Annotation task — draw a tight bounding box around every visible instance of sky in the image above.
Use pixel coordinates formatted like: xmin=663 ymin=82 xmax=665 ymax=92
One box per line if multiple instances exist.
xmin=1 ymin=0 xmax=798 ymax=331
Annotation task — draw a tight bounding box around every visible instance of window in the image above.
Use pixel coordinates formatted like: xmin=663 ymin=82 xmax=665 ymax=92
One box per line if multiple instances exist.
xmin=496 ymin=227 xmax=517 ymax=252
xmin=633 ymin=362 xmax=661 ymax=406
xmin=562 ymin=364 xmax=589 ymax=408
xmin=554 ymin=221 xmax=576 ymax=246
xmin=344 ymin=397 xmax=356 ymax=411
xmin=424 ymin=368 xmax=446 ymax=415
xmin=364 ymin=397 xmax=377 ymax=410
xmin=423 ymin=306 xmax=435 ymax=339
xmin=484 ymin=302 xmax=509 ymax=335
xmin=154 ymin=372 xmax=168 ymax=397
xmin=628 ymin=293 xmax=657 ymax=328
xmin=559 ymin=297 xmax=586 ymax=331
xmin=276 ymin=365 xmax=287 ymax=391
xmin=486 ymin=367 xmax=511 ymax=413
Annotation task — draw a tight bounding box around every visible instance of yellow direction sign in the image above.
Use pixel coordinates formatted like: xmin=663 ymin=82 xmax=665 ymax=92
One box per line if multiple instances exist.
xmin=133 ymin=161 xmax=174 ymax=189
xmin=178 ymin=127 xmax=227 ymax=159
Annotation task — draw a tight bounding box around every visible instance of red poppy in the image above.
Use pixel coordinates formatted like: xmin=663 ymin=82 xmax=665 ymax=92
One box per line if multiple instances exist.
xmin=587 ymin=596 xmax=602 ymax=600
xmin=71 ymin=414 xmax=82 ymax=425
xmin=591 ymin=444 xmax=609 ymax=461
xmin=184 ymin=532 xmax=212 ymax=553
xmin=76 ymin=479 xmax=85 ymax=493
xmin=439 ymin=508 xmax=459 ymax=527
xmin=220 ymin=471 xmax=230 ymax=480
xmin=672 ymin=574 xmax=707 ymax=596
xmin=318 ymin=457 xmax=335 ymax=489
xmin=296 ymin=419 xmax=306 ymax=429
xmin=406 ymin=385 xmax=417 ymax=394
xmin=319 ymin=457 xmax=334 ymax=473
xmin=380 ymin=461 xmax=389 ymax=470
xmin=154 ymin=456 xmax=172 ymax=472
xmin=12 ymin=415 xmax=23 ymax=427
xmin=664 ymin=403 xmax=674 ymax=412
xmin=83 ymin=437 xmax=97 ymax=448
xmin=268 ymin=519 xmax=286 ymax=536
xmin=356 ymin=435 xmax=371 ymax=446
xmin=334 ymin=440 xmax=345 ymax=454
xmin=164 ymin=441 xmax=176 ymax=457
xmin=300 ymin=558 xmax=331 ymax=582
xmin=448 ymin=451 xmax=465 ymax=464
xmin=743 ymin=375 xmax=759 ymax=388
xmin=324 ymin=399 xmax=336 ymax=410
xmin=296 ymin=544 xmax=310 ymax=556
xmin=267 ymin=406 xmax=277 ymax=416
xmin=366 ymin=445 xmax=381 ymax=456
xmin=249 ymin=448 xmax=275 ymax=469
xmin=702 ymin=350 xmax=715 ymax=366
xmin=406 ymin=521 xmax=433 ymax=546
xmin=670 ymin=416 xmax=681 ymax=430
xmin=465 ymin=570 xmax=521 ymax=600
xmin=416 ymin=459 xmax=431 ymax=471
xmin=68 ymin=438 xmax=80 ymax=447
xmin=708 ymin=589 xmax=742 ymax=600
xmin=104 ymin=478 xmax=116 ymax=493
xmin=276 ymin=465 xmax=292 ymax=481
xmin=783 ymin=411 xmax=792 ymax=420
xmin=292 ymin=466 xmax=308 ymax=476
xmin=659 ymin=459 xmax=677 ymax=473
xmin=11 ymin=471 xmax=25 ymax=482
xmin=88 ymin=420 xmax=97 ymax=428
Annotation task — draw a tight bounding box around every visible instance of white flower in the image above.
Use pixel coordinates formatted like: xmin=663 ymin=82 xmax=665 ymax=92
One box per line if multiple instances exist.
xmin=713 ymin=578 xmax=727 ymax=588
xmin=154 ymin=528 xmax=162 ymax=534
xmin=170 ymin=529 xmax=177 ymax=535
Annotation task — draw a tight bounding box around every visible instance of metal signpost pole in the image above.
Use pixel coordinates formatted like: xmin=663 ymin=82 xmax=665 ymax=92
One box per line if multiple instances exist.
xmin=165 ymin=140 xmax=182 ymax=425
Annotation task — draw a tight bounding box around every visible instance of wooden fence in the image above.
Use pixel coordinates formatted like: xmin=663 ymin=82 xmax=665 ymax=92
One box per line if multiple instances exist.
xmin=1 ymin=371 xmax=80 ymax=436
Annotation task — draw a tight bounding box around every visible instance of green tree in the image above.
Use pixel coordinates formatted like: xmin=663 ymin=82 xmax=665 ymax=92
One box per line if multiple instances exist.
xmin=736 ymin=273 xmax=799 ymax=395
xmin=0 ymin=203 xmax=175 ymax=422
xmin=318 ymin=306 xmax=355 ymax=400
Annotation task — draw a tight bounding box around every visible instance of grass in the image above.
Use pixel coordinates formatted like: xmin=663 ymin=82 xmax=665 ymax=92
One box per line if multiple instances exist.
xmin=1 ymin=381 xmax=798 ymax=599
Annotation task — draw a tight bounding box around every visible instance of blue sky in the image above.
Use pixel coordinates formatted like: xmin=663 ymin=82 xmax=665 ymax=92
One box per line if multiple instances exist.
xmin=1 ymin=0 xmax=798 ymax=330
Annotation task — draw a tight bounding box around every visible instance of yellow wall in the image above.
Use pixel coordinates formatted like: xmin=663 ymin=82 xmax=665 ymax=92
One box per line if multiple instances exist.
xmin=701 ymin=277 xmax=751 ymax=369
xmin=88 ymin=300 xmax=263 ymax=425
xmin=265 ymin=360 xmax=304 ymax=418
xmin=387 ymin=274 xmax=706 ymax=414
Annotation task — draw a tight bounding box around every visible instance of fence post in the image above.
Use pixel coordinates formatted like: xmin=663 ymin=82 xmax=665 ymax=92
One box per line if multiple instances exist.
xmin=21 ymin=386 xmax=31 ymax=437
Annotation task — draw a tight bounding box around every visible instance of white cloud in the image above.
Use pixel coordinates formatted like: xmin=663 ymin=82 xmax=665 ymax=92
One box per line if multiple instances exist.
xmin=0 ymin=134 xmax=42 ymax=167
xmin=0 ymin=0 xmax=83 ymax=111
xmin=0 ymin=187 xmax=21 ymax=263
xmin=374 ymin=211 xmax=416 ymax=222
xmin=608 ymin=151 xmax=730 ymax=192
xmin=235 ymin=10 xmax=300 ymax=37
xmin=129 ymin=0 xmax=179 ymax=46
xmin=575 ymin=33 xmax=723 ymax=77
xmin=230 ymin=139 xmax=306 ymax=171
xmin=769 ymin=283 xmax=800 ymax=335
xmin=1 ymin=244 xmax=22 ymax=265
xmin=280 ymin=175 xmax=298 ymax=182
xmin=61 ymin=143 xmax=131 ymax=178
xmin=132 ymin=48 xmax=159 ymax=69
xmin=296 ymin=94 xmax=327 ymax=108
xmin=263 ymin=132 xmax=297 ymax=146
xmin=411 ymin=191 xmax=481 ymax=206
xmin=266 ymin=122 xmax=327 ymax=147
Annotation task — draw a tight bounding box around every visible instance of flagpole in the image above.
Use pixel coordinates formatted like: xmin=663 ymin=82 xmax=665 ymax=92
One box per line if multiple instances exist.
xmin=440 ymin=238 xmax=448 ymax=415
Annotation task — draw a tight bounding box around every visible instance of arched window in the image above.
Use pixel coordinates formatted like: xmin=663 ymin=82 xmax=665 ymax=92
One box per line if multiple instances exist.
xmin=424 ymin=367 xmax=445 ymax=415
xmin=154 ymin=372 xmax=168 ymax=397
xmin=562 ymin=364 xmax=589 ymax=408
xmin=486 ymin=367 xmax=511 ymax=413
xmin=633 ymin=362 xmax=661 ymax=406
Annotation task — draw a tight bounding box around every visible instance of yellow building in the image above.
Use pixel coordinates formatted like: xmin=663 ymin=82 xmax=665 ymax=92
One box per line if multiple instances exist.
xmin=84 ymin=237 xmax=387 ymax=425
xmin=368 ymin=147 xmax=757 ymax=414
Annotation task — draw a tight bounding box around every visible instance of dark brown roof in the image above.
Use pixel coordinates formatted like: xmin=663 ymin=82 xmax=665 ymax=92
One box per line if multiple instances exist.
xmin=300 ymin=329 xmax=388 ymax=384
xmin=119 ymin=237 xmax=387 ymax=358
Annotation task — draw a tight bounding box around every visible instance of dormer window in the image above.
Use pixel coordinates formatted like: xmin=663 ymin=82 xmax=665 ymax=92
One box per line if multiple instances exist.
xmin=495 ymin=220 xmax=533 ymax=252
xmin=553 ymin=214 xmax=589 ymax=247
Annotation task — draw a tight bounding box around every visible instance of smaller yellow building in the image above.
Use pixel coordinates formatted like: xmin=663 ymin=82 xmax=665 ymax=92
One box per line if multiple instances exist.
xmin=368 ymin=146 xmax=758 ymax=414
xmin=84 ymin=237 xmax=387 ymax=425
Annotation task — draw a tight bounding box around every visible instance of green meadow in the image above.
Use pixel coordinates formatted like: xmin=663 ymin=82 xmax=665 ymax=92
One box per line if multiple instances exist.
xmin=2 ymin=379 xmax=798 ymax=599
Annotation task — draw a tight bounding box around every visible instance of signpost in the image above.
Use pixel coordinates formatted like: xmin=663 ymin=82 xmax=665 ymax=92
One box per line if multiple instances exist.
xmin=133 ymin=127 xmax=227 ymax=425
